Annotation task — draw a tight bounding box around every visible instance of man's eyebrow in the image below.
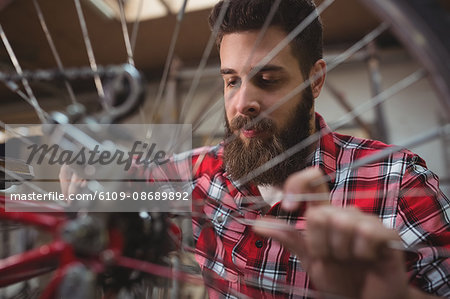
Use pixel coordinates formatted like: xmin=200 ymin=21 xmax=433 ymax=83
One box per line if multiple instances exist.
xmin=253 ymin=65 xmax=285 ymax=73
xmin=220 ymin=68 xmax=236 ymax=75
xmin=220 ymin=65 xmax=285 ymax=75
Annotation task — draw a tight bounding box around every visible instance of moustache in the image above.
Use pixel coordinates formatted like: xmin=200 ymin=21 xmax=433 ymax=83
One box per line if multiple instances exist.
xmin=229 ymin=115 xmax=277 ymax=134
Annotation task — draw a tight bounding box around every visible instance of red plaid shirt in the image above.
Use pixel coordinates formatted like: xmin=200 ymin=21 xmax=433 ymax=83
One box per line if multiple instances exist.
xmin=149 ymin=113 xmax=449 ymax=298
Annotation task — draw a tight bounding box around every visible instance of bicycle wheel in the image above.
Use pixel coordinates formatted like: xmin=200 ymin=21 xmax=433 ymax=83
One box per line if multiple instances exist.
xmin=0 ymin=0 xmax=449 ymax=298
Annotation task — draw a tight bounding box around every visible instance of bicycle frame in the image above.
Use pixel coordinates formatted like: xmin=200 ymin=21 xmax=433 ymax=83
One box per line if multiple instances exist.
xmin=0 ymin=194 xmax=198 ymax=298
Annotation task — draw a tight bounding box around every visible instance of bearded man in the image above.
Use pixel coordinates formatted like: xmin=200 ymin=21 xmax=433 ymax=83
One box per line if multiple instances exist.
xmin=61 ymin=0 xmax=449 ymax=298
xmin=188 ymin=0 xmax=449 ymax=298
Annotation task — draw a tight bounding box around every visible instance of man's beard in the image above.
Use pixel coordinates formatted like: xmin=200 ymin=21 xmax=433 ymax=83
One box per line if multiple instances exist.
xmin=223 ymin=87 xmax=315 ymax=186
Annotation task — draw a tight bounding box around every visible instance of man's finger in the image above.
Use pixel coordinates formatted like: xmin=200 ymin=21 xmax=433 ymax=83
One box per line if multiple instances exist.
xmin=59 ymin=164 xmax=73 ymax=198
xmin=305 ymin=206 xmax=402 ymax=262
xmin=304 ymin=205 xmax=332 ymax=259
xmin=67 ymin=170 xmax=85 ymax=198
xmin=352 ymin=216 xmax=401 ymax=261
xmin=282 ymin=167 xmax=330 ymax=211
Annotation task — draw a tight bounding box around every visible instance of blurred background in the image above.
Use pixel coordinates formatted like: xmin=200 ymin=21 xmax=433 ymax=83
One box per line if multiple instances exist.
xmin=0 ymin=0 xmax=448 ymax=193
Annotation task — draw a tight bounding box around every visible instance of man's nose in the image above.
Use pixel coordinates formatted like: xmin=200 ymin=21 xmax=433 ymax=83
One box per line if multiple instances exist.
xmin=234 ymin=81 xmax=260 ymax=117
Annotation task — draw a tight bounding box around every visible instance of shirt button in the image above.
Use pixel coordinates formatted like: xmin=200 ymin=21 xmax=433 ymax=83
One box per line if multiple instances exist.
xmin=255 ymin=240 xmax=263 ymax=248
xmin=217 ymin=214 xmax=225 ymax=223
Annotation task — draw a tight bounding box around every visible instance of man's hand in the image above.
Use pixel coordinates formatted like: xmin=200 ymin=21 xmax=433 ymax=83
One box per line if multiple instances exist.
xmin=252 ymin=167 xmax=432 ymax=299
xmin=59 ymin=164 xmax=87 ymax=199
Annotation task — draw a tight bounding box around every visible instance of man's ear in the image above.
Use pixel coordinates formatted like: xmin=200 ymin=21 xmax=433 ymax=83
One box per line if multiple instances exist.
xmin=309 ymin=59 xmax=327 ymax=98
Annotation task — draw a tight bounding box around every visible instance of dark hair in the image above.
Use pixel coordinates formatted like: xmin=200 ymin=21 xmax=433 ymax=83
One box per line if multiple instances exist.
xmin=209 ymin=0 xmax=323 ymax=78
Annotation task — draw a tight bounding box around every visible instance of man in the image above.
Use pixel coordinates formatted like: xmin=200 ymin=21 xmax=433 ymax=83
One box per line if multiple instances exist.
xmin=189 ymin=0 xmax=449 ymax=298
xmin=61 ymin=0 xmax=449 ymax=298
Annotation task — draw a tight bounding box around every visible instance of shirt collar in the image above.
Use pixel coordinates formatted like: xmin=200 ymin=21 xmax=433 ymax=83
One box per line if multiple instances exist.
xmin=312 ymin=112 xmax=338 ymax=188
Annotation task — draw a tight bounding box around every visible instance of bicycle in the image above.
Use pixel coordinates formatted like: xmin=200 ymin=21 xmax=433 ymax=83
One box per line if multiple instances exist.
xmin=0 ymin=0 xmax=449 ymax=298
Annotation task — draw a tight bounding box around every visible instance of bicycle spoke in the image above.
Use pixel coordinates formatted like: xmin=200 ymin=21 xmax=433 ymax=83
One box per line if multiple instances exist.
xmin=0 ymin=25 xmax=48 ymax=123
xmin=73 ymin=0 xmax=105 ymax=100
xmin=177 ymin=0 xmax=230 ymax=123
xmin=312 ymin=123 xmax=450 ymax=187
xmin=0 ymin=79 xmax=41 ymax=113
xmin=248 ymin=0 xmax=335 ymax=79
xmin=151 ymin=0 xmax=189 ymax=123
xmin=241 ymin=216 xmax=449 ymax=258
xmin=117 ymin=0 xmax=135 ymax=66
xmin=242 ymin=0 xmax=282 ymax=71
xmin=0 ymin=121 xmax=36 ymax=147
xmin=130 ymin=0 xmax=144 ymax=54
xmin=192 ymin=95 xmax=223 ymax=133
xmin=32 ymin=0 xmax=78 ymax=105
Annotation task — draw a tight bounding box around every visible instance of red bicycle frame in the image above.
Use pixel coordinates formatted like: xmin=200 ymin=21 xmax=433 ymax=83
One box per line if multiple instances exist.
xmin=0 ymin=195 xmax=199 ymax=298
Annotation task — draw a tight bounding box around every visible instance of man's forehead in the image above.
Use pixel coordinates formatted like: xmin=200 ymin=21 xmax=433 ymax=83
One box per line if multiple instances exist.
xmin=219 ymin=28 xmax=297 ymax=74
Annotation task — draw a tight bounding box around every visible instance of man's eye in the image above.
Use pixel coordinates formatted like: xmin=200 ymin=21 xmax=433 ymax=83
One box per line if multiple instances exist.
xmin=226 ymin=78 xmax=241 ymax=88
xmin=256 ymin=76 xmax=280 ymax=88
